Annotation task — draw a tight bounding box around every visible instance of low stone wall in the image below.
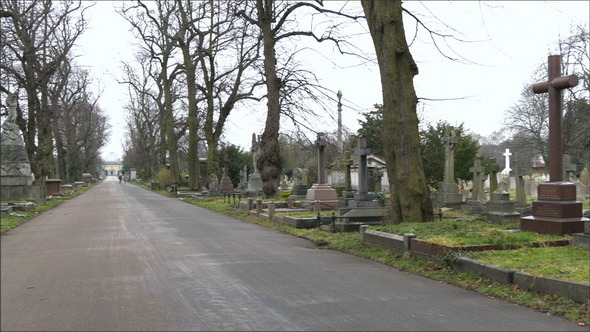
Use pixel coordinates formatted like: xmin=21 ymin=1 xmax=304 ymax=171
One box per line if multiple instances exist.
xmin=360 ymin=226 xmax=589 ymax=303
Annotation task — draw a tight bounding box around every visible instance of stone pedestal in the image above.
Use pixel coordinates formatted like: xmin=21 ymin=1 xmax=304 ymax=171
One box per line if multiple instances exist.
xmin=304 ymin=183 xmax=338 ymax=210
xmin=45 ymin=179 xmax=63 ymax=196
xmin=461 ymin=200 xmax=486 ymax=214
xmin=219 ymin=176 xmax=234 ymax=193
xmin=247 ymin=173 xmax=263 ymax=193
xmin=521 ymin=182 xmax=587 ymax=235
xmin=484 ymin=190 xmax=521 ymax=223
xmin=437 ymin=182 xmax=463 ymax=209
xmin=571 ymin=221 xmax=590 ymax=248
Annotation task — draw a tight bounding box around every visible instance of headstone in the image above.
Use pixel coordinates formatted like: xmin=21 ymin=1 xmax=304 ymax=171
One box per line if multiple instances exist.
xmin=82 ymin=173 xmax=92 ymax=183
xmin=0 ymin=92 xmax=40 ymax=203
xmin=45 ymin=179 xmax=63 ymax=196
xmin=435 ymin=130 xmax=463 ymax=209
xmin=247 ymin=133 xmax=263 ymax=193
xmin=563 ymin=154 xmax=576 ymax=181
xmin=280 ymin=175 xmax=288 ymax=191
xmin=290 ymin=168 xmax=308 ymax=198
xmin=501 ymin=149 xmax=512 ymax=175
xmin=443 ymin=130 xmax=458 ymax=183
xmin=373 ymin=169 xmax=383 ymax=193
xmin=521 ymin=55 xmax=587 ymax=235
xmin=462 ymin=159 xmax=486 ymax=213
xmin=207 ymin=173 xmax=220 ymax=196
xmin=484 ymin=189 xmax=521 ymax=223
xmin=353 ymin=137 xmax=372 ymax=201
xmin=304 ymin=133 xmax=338 ymax=210
xmin=238 ymin=166 xmax=248 ymax=190
xmin=513 ymin=164 xmax=527 ymax=206
xmin=487 ymin=160 xmax=500 ymax=193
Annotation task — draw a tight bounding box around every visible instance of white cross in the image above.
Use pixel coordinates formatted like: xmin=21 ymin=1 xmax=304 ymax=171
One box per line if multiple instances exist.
xmin=502 ymin=148 xmax=512 ymax=174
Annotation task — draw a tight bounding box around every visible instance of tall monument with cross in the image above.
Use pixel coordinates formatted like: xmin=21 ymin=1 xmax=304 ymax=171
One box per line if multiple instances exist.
xmin=520 ymin=55 xmax=587 ymax=235
xmin=304 ymin=132 xmax=338 ymax=210
xmin=437 ymin=130 xmax=462 ymax=209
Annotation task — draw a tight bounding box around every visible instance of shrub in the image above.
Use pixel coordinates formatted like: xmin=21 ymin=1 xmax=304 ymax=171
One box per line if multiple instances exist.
xmin=154 ymin=168 xmax=172 ymax=190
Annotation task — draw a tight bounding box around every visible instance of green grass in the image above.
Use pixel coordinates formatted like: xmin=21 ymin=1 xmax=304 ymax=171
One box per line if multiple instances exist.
xmin=468 ymin=246 xmax=590 ymax=283
xmin=371 ymin=220 xmax=565 ymax=246
xmin=1 ymin=182 xmax=98 ymax=233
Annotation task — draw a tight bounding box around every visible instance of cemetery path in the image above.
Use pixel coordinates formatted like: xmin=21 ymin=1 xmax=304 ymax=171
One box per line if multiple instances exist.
xmin=1 ymin=177 xmax=584 ymax=331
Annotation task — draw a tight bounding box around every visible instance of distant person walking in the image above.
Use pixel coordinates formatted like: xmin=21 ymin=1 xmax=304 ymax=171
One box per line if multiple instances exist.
xmin=118 ymin=174 xmax=122 ymax=183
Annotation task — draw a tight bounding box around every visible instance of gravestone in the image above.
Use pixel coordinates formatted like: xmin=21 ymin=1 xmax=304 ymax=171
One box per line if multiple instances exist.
xmin=462 ymin=159 xmax=486 ymax=213
xmin=373 ymin=169 xmax=383 ymax=193
xmin=46 ymin=179 xmax=63 ymax=196
xmin=353 ymin=137 xmax=372 ymax=202
xmin=247 ymin=133 xmax=263 ymax=193
xmin=562 ymin=154 xmax=576 ymax=182
xmin=290 ymin=168 xmax=308 ymax=199
xmin=501 ymin=148 xmax=512 ymax=175
xmin=436 ymin=130 xmax=463 ymax=209
xmin=238 ymin=165 xmax=248 ymax=190
xmin=0 ymin=92 xmax=41 ymax=203
xmin=512 ymin=163 xmax=531 ymax=215
xmin=339 ymin=151 xmax=355 ymax=200
xmin=484 ymin=189 xmax=521 ymax=223
xmin=280 ymin=175 xmax=289 ymax=191
xmin=219 ymin=169 xmax=234 ymax=194
xmin=305 ymin=133 xmax=338 ymax=210
xmin=521 ymin=55 xmax=587 ymax=235
xmin=207 ymin=173 xmax=220 ymax=196
xmin=82 ymin=173 xmax=92 ymax=184
xmin=487 ymin=160 xmax=500 ymax=193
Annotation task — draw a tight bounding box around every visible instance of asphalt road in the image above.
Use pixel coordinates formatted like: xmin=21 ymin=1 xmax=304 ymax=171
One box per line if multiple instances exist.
xmin=1 ymin=177 xmax=585 ymax=331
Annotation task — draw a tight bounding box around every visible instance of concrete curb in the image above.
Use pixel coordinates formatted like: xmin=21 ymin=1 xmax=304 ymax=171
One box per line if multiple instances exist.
xmin=360 ymin=226 xmax=590 ymax=303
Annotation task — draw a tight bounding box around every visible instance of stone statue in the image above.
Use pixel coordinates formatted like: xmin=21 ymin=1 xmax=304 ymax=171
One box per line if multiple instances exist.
xmin=251 ymin=133 xmax=261 ymax=174
xmin=6 ymin=92 xmax=18 ymax=123
xmin=208 ymin=173 xmax=219 ymax=190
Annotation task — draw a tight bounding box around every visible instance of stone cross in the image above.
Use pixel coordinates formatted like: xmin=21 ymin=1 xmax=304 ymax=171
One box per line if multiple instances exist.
xmin=563 ymin=154 xmax=576 ymax=181
xmin=316 ymin=132 xmax=328 ymax=184
xmin=469 ymin=159 xmax=485 ymax=201
xmin=487 ymin=159 xmax=500 ymax=193
xmin=502 ymin=148 xmax=512 ymax=175
xmin=513 ymin=163 xmax=527 ymax=205
xmin=354 ymin=137 xmax=372 ymax=199
xmin=443 ymin=130 xmax=458 ymax=183
xmin=532 ymin=55 xmax=579 ymax=181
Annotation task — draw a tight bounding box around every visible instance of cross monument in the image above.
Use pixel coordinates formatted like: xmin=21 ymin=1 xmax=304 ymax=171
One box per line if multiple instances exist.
xmin=354 ymin=137 xmax=372 ymax=201
xmin=521 ymin=55 xmax=587 ymax=235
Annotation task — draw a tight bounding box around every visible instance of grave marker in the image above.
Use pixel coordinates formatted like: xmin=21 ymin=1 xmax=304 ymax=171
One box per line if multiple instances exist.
xmin=521 ymin=55 xmax=587 ymax=235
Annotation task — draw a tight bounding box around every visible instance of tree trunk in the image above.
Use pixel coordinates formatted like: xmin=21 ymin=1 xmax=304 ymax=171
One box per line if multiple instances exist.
xmin=256 ymin=0 xmax=283 ymax=198
xmin=362 ymin=0 xmax=433 ymax=223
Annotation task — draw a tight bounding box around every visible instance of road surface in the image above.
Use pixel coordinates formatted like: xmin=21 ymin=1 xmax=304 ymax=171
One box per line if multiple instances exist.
xmin=1 ymin=177 xmax=584 ymax=331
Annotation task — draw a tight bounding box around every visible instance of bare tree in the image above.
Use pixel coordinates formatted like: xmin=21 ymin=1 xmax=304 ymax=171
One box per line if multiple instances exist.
xmin=121 ymin=0 xmax=184 ymax=183
xmin=237 ymin=0 xmax=362 ymax=198
xmin=0 ymin=0 xmax=88 ymax=184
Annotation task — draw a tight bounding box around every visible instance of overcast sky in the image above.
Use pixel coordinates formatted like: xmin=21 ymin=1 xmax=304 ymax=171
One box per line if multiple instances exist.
xmin=74 ymin=1 xmax=589 ymax=162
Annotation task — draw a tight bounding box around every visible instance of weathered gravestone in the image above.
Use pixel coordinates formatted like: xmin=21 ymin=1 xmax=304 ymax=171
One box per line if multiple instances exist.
xmin=521 ymin=55 xmax=587 ymax=235
xmin=436 ymin=130 xmax=463 ymax=209
xmin=207 ymin=173 xmax=220 ymax=196
xmin=487 ymin=160 xmax=500 ymax=193
xmin=305 ymin=132 xmax=338 ymax=210
xmin=462 ymin=159 xmax=486 ymax=213
xmin=247 ymin=133 xmax=263 ymax=193
xmin=0 ymin=92 xmax=42 ymax=203
xmin=290 ymin=168 xmax=308 ymax=199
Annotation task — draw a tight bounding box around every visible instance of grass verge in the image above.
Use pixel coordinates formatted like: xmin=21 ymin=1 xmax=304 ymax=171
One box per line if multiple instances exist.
xmin=184 ymin=197 xmax=589 ymax=326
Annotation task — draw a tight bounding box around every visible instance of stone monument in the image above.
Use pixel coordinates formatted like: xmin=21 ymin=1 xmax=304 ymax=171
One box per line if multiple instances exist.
xmin=304 ymin=132 xmax=338 ymax=210
xmin=437 ymin=130 xmax=463 ymax=209
xmin=1 ymin=92 xmax=40 ymax=203
xmin=521 ymin=55 xmax=588 ymax=235
xmin=462 ymin=159 xmax=486 ymax=213
xmin=207 ymin=173 xmax=220 ymax=196
xmin=501 ymin=148 xmax=512 ymax=175
xmin=290 ymin=167 xmax=308 ymax=199
xmin=247 ymin=133 xmax=263 ymax=193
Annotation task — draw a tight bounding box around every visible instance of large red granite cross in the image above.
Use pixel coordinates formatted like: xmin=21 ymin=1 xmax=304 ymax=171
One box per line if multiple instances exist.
xmin=532 ymin=55 xmax=578 ymax=181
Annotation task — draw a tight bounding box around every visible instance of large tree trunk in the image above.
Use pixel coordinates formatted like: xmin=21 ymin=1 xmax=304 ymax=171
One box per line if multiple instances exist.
xmin=361 ymin=0 xmax=433 ymax=223
xmin=256 ymin=0 xmax=283 ymax=198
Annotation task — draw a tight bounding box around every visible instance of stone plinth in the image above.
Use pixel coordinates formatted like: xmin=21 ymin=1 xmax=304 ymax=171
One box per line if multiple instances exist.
xmin=437 ymin=182 xmax=463 ymax=209
xmin=521 ymin=182 xmax=587 ymax=235
xmin=304 ymin=183 xmax=338 ymax=210
xmin=247 ymin=173 xmax=263 ymax=193
xmin=46 ymin=179 xmax=63 ymax=196
xmin=484 ymin=190 xmax=521 ymax=223
xmin=219 ymin=176 xmax=234 ymax=193
xmin=571 ymin=221 xmax=590 ymax=248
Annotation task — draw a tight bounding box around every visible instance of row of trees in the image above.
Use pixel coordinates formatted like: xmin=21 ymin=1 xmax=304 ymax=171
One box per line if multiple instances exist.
xmin=118 ymin=0 xmax=364 ymax=196
xmin=1 ymin=0 xmax=110 ymax=184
